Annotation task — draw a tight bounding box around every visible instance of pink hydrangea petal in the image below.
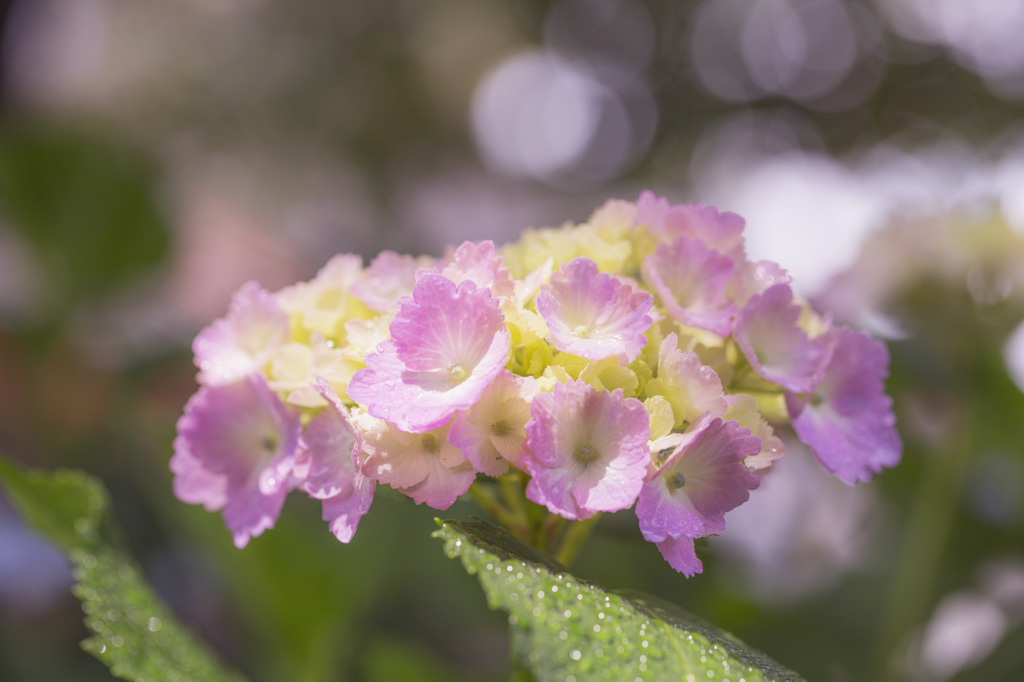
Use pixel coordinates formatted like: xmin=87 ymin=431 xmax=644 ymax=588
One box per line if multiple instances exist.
xmin=402 ymin=460 xmax=476 ymax=510
xmin=786 ymin=328 xmax=902 ymax=485
xmin=734 ymin=284 xmax=835 ymax=394
xmin=634 ymin=191 xmax=746 ymax=258
xmin=350 ymin=251 xmax=420 ymax=313
xmin=655 ymin=535 xmax=704 ymax=577
xmin=522 ymin=380 xmax=650 ymax=518
xmin=171 ymin=374 xmax=300 ymax=548
xmin=525 ymin=461 xmax=590 ymax=520
xmin=642 ymin=236 xmax=737 ymax=337
xmin=636 ymin=473 xmax=706 ymax=543
xmin=729 ymin=260 xmax=791 ymax=305
xmin=347 ymin=274 xmax=511 ymax=433
xmin=448 ymin=371 xmax=538 ymax=476
xmin=638 ymin=415 xmax=760 ymax=554
xmin=651 ymin=333 xmax=728 ymax=423
xmin=193 ymin=281 xmax=290 ymax=386
xmin=536 ymin=257 xmax=653 ymax=362
xmin=296 ymin=392 xmax=360 ymax=500
xmin=390 ymin=275 xmax=507 ymax=371
xmin=438 ymin=240 xmax=515 ymax=298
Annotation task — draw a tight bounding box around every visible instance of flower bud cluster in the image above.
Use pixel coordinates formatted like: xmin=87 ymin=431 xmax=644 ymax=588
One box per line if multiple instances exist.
xmin=172 ymin=192 xmax=901 ymax=574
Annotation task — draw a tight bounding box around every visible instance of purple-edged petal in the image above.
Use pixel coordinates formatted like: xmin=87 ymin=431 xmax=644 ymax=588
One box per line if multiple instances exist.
xmin=350 ymin=251 xmax=421 ymax=313
xmin=634 ymin=191 xmax=746 ymax=259
xmin=295 ymin=379 xmax=376 ymax=543
xmin=347 ymin=275 xmax=511 ymax=433
xmin=734 ymin=284 xmax=835 ymax=394
xmin=438 ymin=240 xmax=515 ymax=298
xmin=656 ymin=535 xmax=703 ymax=577
xmin=448 ymin=371 xmax=539 ymax=475
xmin=535 ymin=257 xmax=653 ymax=362
xmin=786 ymin=328 xmax=902 ymax=485
xmin=193 ymin=281 xmax=290 ymax=386
xmin=521 ymin=380 xmax=650 ymax=519
xmin=645 ymin=333 xmax=728 ymax=426
xmin=642 ymin=236 xmax=737 ymax=337
xmin=171 ymin=374 xmax=300 ymax=548
xmin=637 ymin=415 xmax=760 ymax=565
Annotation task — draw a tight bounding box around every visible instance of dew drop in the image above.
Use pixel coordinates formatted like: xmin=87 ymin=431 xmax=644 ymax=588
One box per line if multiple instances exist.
xmin=111 ymin=636 xmax=124 ymax=648
xmin=570 ymin=650 xmax=582 ymax=661
xmin=560 ymin=631 xmax=568 ymax=640
xmin=148 ymin=617 xmax=162 ymax=632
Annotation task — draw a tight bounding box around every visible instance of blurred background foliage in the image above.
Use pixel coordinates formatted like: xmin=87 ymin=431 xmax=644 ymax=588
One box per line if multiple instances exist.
xmin=0 ymin=1 xmax=1022 ymax=681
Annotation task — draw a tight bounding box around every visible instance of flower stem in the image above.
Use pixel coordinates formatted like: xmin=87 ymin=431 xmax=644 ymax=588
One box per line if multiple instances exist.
xmin=554 ymin=513 xmax=602 ymax=567
xmin=468 ymin=481 xmax=528 ymax=540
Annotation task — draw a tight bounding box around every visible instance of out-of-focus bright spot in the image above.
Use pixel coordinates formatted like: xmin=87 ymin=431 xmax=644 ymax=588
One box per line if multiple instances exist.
xmin=543 ymin=0 xmax=655 ymax=75
xmin=1003 ymin=318 xmax=1024 ymax=395
xmin=692 ymin=113 xmax=1024 ymax=296
xmin=471 ymin=49 xmax=656 ymax=187
xmin=979 ymin=559 xmax=1024 ymax=621
xmin=712 ymin=443 xmax=879 ymax=603
xmin=910 ymin=592 xmax=1008 ymax=681
xmin=472 ymin=51 xmax=604 ymax=180
xmin=690 ymin=0 xmax=871 ymax=106
xmin=879 ymin=0 xmax=1024 ymax=98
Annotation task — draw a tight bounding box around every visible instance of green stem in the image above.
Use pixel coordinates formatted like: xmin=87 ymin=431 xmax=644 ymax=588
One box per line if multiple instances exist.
xmin=871 ymin=404 xmax=977 ymax=681
xmin=468 ymin=482 xmax=527 ymax=540
xmin=554 ymin=513 xmax=602 ymax=567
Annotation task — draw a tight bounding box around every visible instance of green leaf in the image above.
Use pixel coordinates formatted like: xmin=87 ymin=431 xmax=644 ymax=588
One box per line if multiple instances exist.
xmin=434 ymin=519 xmax=806 ymax=682
xmin=0 ymin=456 xmax=245 ymax=682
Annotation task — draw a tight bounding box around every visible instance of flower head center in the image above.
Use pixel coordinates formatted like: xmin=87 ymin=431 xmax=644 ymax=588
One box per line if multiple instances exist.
xmin=420 ymin=433 xmax=440 ymax=453
xmin=572 ymin=325 xmax=590 ymax=338
xmin=667 ymin=472 xmax=686 ymax=490
xmin=449 ymin=364 xmax=469 ymax=382
xmin=491 ymin=419 xmax=512 ymax=437
xmin=573 ymin=443 xmax=600 ymax=464
xmin=260 ymin=435 xmax=279 ymax=455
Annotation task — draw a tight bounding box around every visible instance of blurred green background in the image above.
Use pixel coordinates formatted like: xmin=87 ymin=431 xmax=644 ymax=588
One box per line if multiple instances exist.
xmin=0 ymin=1 xmax=1023 ymax=681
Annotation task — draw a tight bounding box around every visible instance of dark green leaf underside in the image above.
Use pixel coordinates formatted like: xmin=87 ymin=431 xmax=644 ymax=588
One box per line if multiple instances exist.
xmin=434 ymin=519 xmax=805 ymax=682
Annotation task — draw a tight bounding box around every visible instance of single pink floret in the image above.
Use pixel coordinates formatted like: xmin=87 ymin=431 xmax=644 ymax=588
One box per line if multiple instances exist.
xmin=642 ymin=236 xmax=737 ymax=337
xmin=350 ymin=251 xmax=421 ymax=313
xmin=361 ymin=418 xmax=476 ymax=510
xmin=294 ymin=380 xmax=374 ymax=542
xmin=347 ymin=274 xmax=511 ymax=433
xmin=785 ymin=328 xmax=902 ymax=485
xmin=536 ymin=257 xmax=653 ymax=362
xmin=449 ymin=371 xmax=539 ymax=476
xmin=522 ymin=380 xmax=650 ymax=520
xmin=171 ymin=374 xmax=300 ymax=548
xmin=436 ymin=240 xmax=515 ymax=298
xmin=637 ymin=415 xmax=761 ymax=575
xmin=734 ymin=283 xmax=835 ymax=394
xmin=193 ymin=281 xmax=290 ymax=386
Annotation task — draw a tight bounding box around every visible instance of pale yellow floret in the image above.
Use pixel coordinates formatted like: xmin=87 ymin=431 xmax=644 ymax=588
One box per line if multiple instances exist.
xmin=644 ymin=396 xmax=675 ymax=441
xmin=537 ymin=364 xmax=573 ymax=391
xmin=693 ymin=343 xmax=735 ymax=389
xmin=275 ymin=255 xmax=375 ymax=344
xmin=725 ymin=393 xmax=786 ymax=469
xmin=502 ymin=222 xmax=632 ymax=278
xmin=796 ymin=298 xmax=832 ymax=338
xmin=267 ymin=336 xmax=351 ymax=408
xmin=578 ymin=357 xmax=639 ymax=397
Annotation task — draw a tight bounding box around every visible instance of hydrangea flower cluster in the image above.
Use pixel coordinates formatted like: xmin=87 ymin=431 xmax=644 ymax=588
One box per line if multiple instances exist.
xmin=171 ymin=192 xmax=902 ymax=575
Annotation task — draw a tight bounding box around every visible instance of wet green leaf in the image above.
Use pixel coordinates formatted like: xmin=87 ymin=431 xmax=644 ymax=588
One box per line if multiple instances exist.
xmin=0 ymin=456 xmax=245 ymax=682
xmin=434 ymin=519 xmax=805 ymax=682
